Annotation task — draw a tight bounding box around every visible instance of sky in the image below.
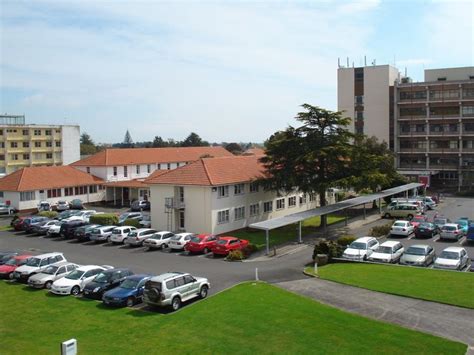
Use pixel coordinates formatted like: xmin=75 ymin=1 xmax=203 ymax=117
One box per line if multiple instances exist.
xmin=1 ymin=0 xmax=473 ymax=144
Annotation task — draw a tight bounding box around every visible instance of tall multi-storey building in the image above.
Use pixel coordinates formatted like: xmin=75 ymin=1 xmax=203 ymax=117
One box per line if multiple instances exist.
xmin=395 ymin=67 xmax=474 ymax=189
xmin=338 ymin=64 xmax=400 ymax=148
xmin=0 ymin=115 xmax=80 ymax=175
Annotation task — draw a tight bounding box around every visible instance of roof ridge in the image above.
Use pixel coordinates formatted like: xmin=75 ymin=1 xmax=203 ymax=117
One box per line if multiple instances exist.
xmin=201 ymin=159 xmax=214 ymax=185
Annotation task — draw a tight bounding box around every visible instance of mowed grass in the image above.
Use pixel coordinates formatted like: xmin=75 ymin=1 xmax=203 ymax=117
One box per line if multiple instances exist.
xmin=317 ymin=263 xmax=474 ymax=308
xmin=232 ymin=215 xmax=345 ymax=249
xmin=0 ymin=282 xmax=466 ymax=354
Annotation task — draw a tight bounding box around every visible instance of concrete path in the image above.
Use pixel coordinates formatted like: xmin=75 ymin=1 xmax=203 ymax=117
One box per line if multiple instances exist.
xmin=276 ymin=278 xmax=474 ymax=350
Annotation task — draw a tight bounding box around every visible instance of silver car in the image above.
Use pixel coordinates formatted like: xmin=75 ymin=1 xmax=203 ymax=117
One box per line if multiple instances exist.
xmin=28 ymin=262 xmax=79 ymax=289
xmin=0 ymin=203 xmax=16 ymax=215
xmin=90 ymin=226 xmax=117 ymax=243
xmin=124 ymin=228 xmax=157 ymax=247
xmin=439 ymin=223 xmax=463 ymax=241
xmin=399 ymin=244 xmax=436 ymax=267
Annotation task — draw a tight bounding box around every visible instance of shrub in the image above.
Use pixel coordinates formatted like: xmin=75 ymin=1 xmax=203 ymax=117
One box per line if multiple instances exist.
xmin=242 ymin=243 xmax=258 ymax=257
xmin=336 ymin=235 xmax=356 ymax=246
xmin=123 ymin=218 xmax=141 ymax=228
xmin=90 ymin=213 xmax=119 ymax=226
xmin=226 ymin=249 xmax=244 ymax=261
xmin=37 ymin=211 xmax=58 ymax=219
xmin=369 ymin=222 xmax=393 ymax=237
xmin=335 ymin=191 xmax=345 ymax=202
xmin=312 ymin=239 xmax=343 ymax=262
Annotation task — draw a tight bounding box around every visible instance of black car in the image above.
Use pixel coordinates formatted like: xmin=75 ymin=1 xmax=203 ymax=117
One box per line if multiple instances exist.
xmin=69 ymin=199 xmax=84 ymax=210
xmin=59 ymin=220 xmax=88 ymax=239
xmin=83 ymin=268 xmax=134 ymax=300
xmin=131 ymin=200 xmax=150 ymax=212
xmin=74 ymin=224 xmax=101 ymax=242
xmin=415 ymin=222 xmax=440 ymax=238
xmin=0 ymin=251 xmax=18 ymax=265
xmin=30 ymin=219 xmax=54 ymax=235
xmin=24 ymin=217 xmax=50 ymax=233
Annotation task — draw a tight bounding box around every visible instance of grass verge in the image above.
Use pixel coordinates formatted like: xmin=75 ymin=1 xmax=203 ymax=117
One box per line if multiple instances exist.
xmin=0 ymin=225 xmax=13 ymax=231
xmin=0 ymin=281 xmax=465 ymax=354
xmin=317 ymin=263 xmax=474 ymax=308
xmin=231 ymin=215 xmax=345 ymax=250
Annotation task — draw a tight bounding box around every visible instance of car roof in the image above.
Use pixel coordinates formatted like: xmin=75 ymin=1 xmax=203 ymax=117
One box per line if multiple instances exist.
xmin=136 ymin=228 xmax=155 ymax=232
xmin=175 ymin=232 xmax=194 ymax=237
xmin=97 ymin=225 xmax=116 ymax=229
xmin=394 ymin=220 xmax=409 ymax=223
xmin=34 ymin=252 xmax=63 ymax=258
xmin=98 ymin=268 xmax=129 ymax=274
xmin=76 ymin=265 xmax=104 ymax=271
xmin=354 ymin=237 xmax=375 ymax=242
xmin=154 ymin=231 xmax=172 ymax=235
xmin=443 ymin=247 xmax=465 ymax=253
xmin=127 ymin=274 xmax=152 ymax=281
xmin=15 ymin=254 xmax=33 ymax=260
xmin=380 ymin=241 xmax=401 ymax=247
xmin=149 ymin=272 xmax=185 ymax=282
xmin=409 ymin=244 xmax=430 ymax=250
xmin=443 ymin=223 xmax=459 ymax=227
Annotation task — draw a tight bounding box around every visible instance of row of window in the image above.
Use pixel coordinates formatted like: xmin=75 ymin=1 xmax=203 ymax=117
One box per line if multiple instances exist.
xmin=399 ymin=140 xmax=474 ymax=149
xmin=216 ymin=194 xmax=317 ymax=224
xmin=18 ymin=185 xmax=104 ymax=201
xmin=0 ymin=129 xmax=61 ymax=136
xmin=108 ymin=162 xmax=188 ymax=177
xmin=7 ymin=153 xmax=58 ymax=161
xmin=399 ymin=106 xmax=474 ymax=117
xmin=8 ymin=141 xmax=61 ymax=148
xmin=217 ymin=183 xmax=259 ymax=198
xmin=400 ymin=123 xmax=474 ymax=133
xmin=399 ymin=88 xmax=474 ymax=101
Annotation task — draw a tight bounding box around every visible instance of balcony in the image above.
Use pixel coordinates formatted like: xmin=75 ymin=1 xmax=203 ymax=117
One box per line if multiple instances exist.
xmin=398 ymin=115 xmax=427 ymax=120
xmin=398 ymin=131 xmax=426 ymax=136
xmin=399 ymin=148 xmax=426 ymax=153
xmin=427 ymin=131 xmax=460 ymax=136
xmin=164 ymin=197 xmax=185 ymax=209
xmin=428 ymin=148 xmax=460 ymax=153
xmin=399 ymin=163 xmax=427 ymax=169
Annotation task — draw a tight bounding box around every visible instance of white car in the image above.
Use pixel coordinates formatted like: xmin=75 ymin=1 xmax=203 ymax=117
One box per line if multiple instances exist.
xmin=124 ymin=228 xmax=157 ymax=247
xmin=390 ymin=220 xmax=414 ymax=237
xmin=64 ymin=210 xmax=98 ymax=223
xmin=169 ymin=233 xmax=196 ymax=251
xmin=11 ymin=252 xmax=67 ymax=282
xmin=433 ymin=247 xmax=470 ymax=271
xmin=109 ymin=226 xmax=137 ymax=244
xmin=56 ymin=200 xmax=70 ymax=212
xmin=143 ymin=231 xmax=175 ymax=250
xmin=342 ymin=237 xmax=379 ymax=261
xmin=89 ymin=226 xmax=117 ymax=243
xmin=368 ymin=241 xmax=404 ymax=263
xmin=139 ymin=215 xmax=151 ymax=228
xmin=50 ymin=265 xmax=111 ymax=296
xmin=439 ymin=223 xmax=464 ymax=241
xmin=118 ymin=212 xmax=143 ymax=225
xmin=46 ymin=222 xmax=64 ymax=237
xmin=28 ymin=262 xmax=79 ymax=289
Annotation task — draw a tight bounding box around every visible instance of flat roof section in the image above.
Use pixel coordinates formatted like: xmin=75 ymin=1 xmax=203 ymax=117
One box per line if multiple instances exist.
xmin=249 ymin=183 xmax=424 ymax=231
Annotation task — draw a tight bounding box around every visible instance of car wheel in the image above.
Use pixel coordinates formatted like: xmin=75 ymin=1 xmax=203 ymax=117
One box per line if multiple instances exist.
xmin=107 ymin=237 xmax=112 ymax=243
xmin=384 ymin=213 xmax=391 ymax=219
xmin=171 ymin=296 xmax=181 ymax=311
xmin=126 ymin=297 xmax=135 ymax=307
xmin=203 ymin=248 xmax=210 ymax=254
xmin=162 ymin=244 xmax=168 ymax=249
xmin=44 ymin=281 xmax=52 ymax=289
xmin=199 ymin=285 xmax=209 ymax=299
xmin=71 ymin=286 xmax=80 ymax=296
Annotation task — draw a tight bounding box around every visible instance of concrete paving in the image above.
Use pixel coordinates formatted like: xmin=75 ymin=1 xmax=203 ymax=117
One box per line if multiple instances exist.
xmin=277 ymin=278 xmax=474 ymax=348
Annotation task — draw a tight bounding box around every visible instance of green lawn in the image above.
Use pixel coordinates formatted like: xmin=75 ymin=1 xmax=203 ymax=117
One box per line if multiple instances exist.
xmin=232 ymin=215 xmax=345 ymax=249
xmin=0 ymin=282 xmax=465 ymax=354
xmin=0 ymin=225 xmax=12 ymax=231
xmin=317 ymin=263 xmax=474 ymax=308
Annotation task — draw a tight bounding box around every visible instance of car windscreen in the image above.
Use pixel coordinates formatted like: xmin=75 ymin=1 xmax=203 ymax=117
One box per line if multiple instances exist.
xmin=149 ymin=234 xmax=162 ymax=240
xmin=434 ymin=219 xmax=447 ymax=224
xmin=25 ymin=258 xmax=41 ymax=267
xmin=456 ymin=220 xmax=468 ymax=226
xmin=128 ymin=232 xmax=137 ymax=238
xmin=120 ymin=279 xmax=140 ymax=289
xmin=393 ymin=222 xmax=406 ymax=227
xmin=91 ymin=228 xmax=100 ymax=234
xmin=405 ymin=247 xmax=427 ymax=256
xmin=190 ymin=236 xmax=202 ymax=243
xmin=442 ymin=226 xmax=456 ymax=231
xmin=375 ymin=246 xmax=393 ymax=254
xmin=216 ymin=239 xmax=228 ymax=245
xmin=119 ymin=213 xmax=130 ymax=220
xmin=42 ymin=265 xmax=59 ymax=275
xmin=170 ymin=235 xmax=181 ymax=241
xmin=5 ymin=258 xmax=19 ymax=266
xmin=348 ymin=242 xmax=367 ymax=250
xmin=93 ymin=272 xmax=111 ymax=283
xmin=66 ymin=270 xmax=85 ymax=280
xmin=439 ymin=251 xmax=459 ymax=260
xmin=418 ymin=223 xmax=432 ymax=229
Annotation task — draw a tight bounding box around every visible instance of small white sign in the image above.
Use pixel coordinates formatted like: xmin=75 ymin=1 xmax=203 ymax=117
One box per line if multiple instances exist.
xmin=61 ymin=339 xmax=77 ymax=355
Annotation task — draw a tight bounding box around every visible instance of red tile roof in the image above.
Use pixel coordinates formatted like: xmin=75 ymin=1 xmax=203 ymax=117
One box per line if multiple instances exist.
xmin=71 ymin=147 xmax=233 ymax=167
xmin=146 ymin=155 xmax=267 ymax=186
xmin=0 ymin=166 xmax=104 ymax=192
xmin=244 ymin=147 xmax=265 ymax=156
xmin=103 ymin=179 xmax=150 ymax=188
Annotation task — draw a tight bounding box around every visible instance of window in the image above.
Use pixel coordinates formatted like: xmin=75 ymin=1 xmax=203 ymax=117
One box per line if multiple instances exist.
xmin=47 ymin=189 xmax=62 ymax=198
xmin=0 ymin=129 xmax=3 ymax=135
xmin=45 ymin=130 xmax=52 ymax=136
xmin=449 ymin=124 xmax=458 ymax=132
xmin=157 ymin=163 xmax=161 ymax=170
xmin=74 ymin=186 xmax=87 ymax=195
xmin=235 ymin=206 xmax=245 ymax=220
xmin=34 ymin=129 xmax=41 ymax=136
xmin=113 ymin=167 xmax=117 ymax=176
xmin=356 ymin=111 xmax=364 ymax=120
xmin=167 ymin=163 xmax=171 ymax=170
xmin=124 ymin=166 xmax=128 ymax=177
xmin=234 ymin=183 xmax=244 ymax=195
xmin=136 ymin=165 xmax=140 ymax=174
xmin=217 ymin=209 xmax=230 ymax=224
xmin=10 ymin=142 xmax=18 ymax=148
xmin=46 ymin=141 xmax=52 ymax=147
xmin=250 ymin=203 xmax=259 ymax=216
xmin=35 ymin=141 xmax=41 ymax=147
xmin=288 ymin=196 xmax=296 ymax=207
xmin=249 ymin=182 xmax=259 ymax=193
xmin=415 ymin=124 xmax=425 ymax=132
xmin=309 ymin=193 xmax=317 ymax=202
xmin=55 ymin=141 xmax=61 ymax=147
xmin=64 ymin=187 xmax=74 ymax=196
xmin=217 ymin=186 xmax=229 ymax=198
xmin=299 ymin=194 xmax=307 ymax=204
xmin=0 ymin=155 xmax=4 ymax=161
xmin=263 ymin=201 xmax=273 ymax=213
xmin=0 ymin=142 xmax=3 ymax=148
xmin=400 ymin=107 xmax=426 ymax=117
xmin=23 ymin=154 xmax=29 ymax=160
xmin=86 ymin=167 xmax=90 ymax=174
xmin=437 ymin=77 xmax=446 ymax=81
xmin=462 ymin=106 xmax=474 ymax=117
xmin=22 ymin=129 xmax=29 ymax=136
xmin=20 ymin=191 xmax=35 ymax=201
xmin=276 ymin=198 xmax=285 ymax=210
xmin=22 ymin=142 xmax=29 ymax=148
xmin=354 ymin=96 xmax=364 ymax=104
xmin=46 ymin=153 xmax=53 ymax=159
xmin=147 ymin=164 xmax=151 ymax=174
xmin=11 ymin=154 xmax=18 ymax=161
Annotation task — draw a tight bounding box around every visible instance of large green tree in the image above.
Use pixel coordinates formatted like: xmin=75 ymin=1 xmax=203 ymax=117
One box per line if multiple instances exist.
xmin=80 ymin=132 xmax=97 ymax=155
xmin=181 ymin=132 xmax=209 ymax=147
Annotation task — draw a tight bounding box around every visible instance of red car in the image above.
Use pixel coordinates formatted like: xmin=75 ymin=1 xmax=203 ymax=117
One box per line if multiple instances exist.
xmin=185 ymin=234 xmax=220 ymax=254
xmin=0 ymin=254 xmax=32 ymax=279
xmin=211 ymin=237 xmax=249 ymax=256
xmin=13 ymin=216 xmax=30 ymax=231
xmin=410 ymin=215 xmax=428 ymax=229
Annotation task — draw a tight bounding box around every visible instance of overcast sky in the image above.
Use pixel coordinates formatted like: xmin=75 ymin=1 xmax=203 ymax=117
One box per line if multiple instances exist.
xmin=1 ymin=0 xmax=473 ymax=143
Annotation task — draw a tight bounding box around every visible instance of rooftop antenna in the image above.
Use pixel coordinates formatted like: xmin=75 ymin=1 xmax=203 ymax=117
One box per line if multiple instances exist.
xmin=364 ymin=55 xmax=367 ymax=66
xmin=347 ymin=57 xmax=349 ymax=67
xmin=352 ymin=61 xmax=354 ymax=68
xmin=338 ymin=57 xmax=341 ymax=68
xmin=405 ymin=67 xmax=407 ymax=77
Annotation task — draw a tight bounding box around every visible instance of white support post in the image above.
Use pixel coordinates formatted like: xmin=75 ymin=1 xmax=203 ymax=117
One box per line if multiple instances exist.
xmin=298 ymin=221 xmax=302 ymax=243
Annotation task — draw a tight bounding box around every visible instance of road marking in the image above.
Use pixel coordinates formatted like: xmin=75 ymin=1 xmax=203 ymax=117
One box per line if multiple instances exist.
xmin=433 ymin=236 xmax=440 ymax=242
xmin=458 ymin=237 xmax=466 ymax=245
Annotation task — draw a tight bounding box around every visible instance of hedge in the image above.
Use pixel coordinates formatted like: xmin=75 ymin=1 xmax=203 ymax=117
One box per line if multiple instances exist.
xmin=122 ymin=219 xmax=141 ymax=228
xmin=37 ymin=211 xmax=58 ymax=219
xmin=89 ymin=214 xmax=119 ymax=226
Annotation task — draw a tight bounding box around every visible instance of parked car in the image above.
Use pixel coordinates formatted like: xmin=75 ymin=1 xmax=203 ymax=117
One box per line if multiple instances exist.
xmin=382 ymin=204 xmax=422 ymax=219
xmin=390 ymin=220 xmax=414 ymax=238
xmin=433 ymin=216 xmax=451 ymax=229
xmin=27 ymin=262 xmax=79 ymax=289
xmin=23 ymin=216 xmax=50 ymax=233
xmin=342 ymin=237 xmax=380 ymax=261
xmin=0 ymin=251 xmax=19 ymax=265
xmin=410 ymin=215 xmax=427 ymax=229
xmin=109 ymin=226 xmax=136 ymax=244
xmin=0 ymin=203 xmax=16 ymax=215
xmin=74 ymin=224 xmax=101 ymax=242
xmin=143 ymin=231 xmax=174 ymax=250
xmin=46 ymin=221 xmax=65 ymax=237
xmin=139 ymin=214 xmax=151 ymax=228
xmin=12 ymin=216 xmax=29 ymax=230
xmin=466 ymin=225 xmax=474 ymax=243
xmin=57 ymin=210 xmax=80 ymax=220
xmin=37 ymin=201 xmax=52 ymax=212
xmin=124 ymin=228 xmax=157 ymax=247
xmin=413 ymin=196 xmax=437 ymax=210
xmin=185 ymin=234 xmax=220 ymax=254
xmin=30 ymin=219 xmax=60 ymax=235
xmin=455 ymin=219 xmax=470 ymax=235
xmin=64 ymin=210 xmax=98 ymax=223
xmin=169 ymin=233 xmax=196 ymax=251
xmin=414 ymin=222 xmax=439 ymax=238
xmin=211 ymin=236 xmax=249 ymax=256
xmin=400 ymin=244 xmax=436 ymax=267
xmin=389 ymin=199 xmax=427 ymax=213
xmin=56 ymin=200 xmax=70 ymax=212
xmin=0 ymin=254 xmax=32 ymax=279
xmin=131 ymin=200 xmax=150 ymax=212
xmin=433 ymin=247 xmax=470 ymax=271
xmin=90 ymin=226 xmax=117 ymax=243
xmin=102 ymin=274 xmax=152 ymax=307
xmin=59 ymin=220 xmax=89 ymax=239
xmin=439 ymin=223 xmax=464 ymax=241
xmin=118 ymin=212 xmax=143 ymax=225
xmin=368 ymin=241 xmax=404 ymax=263
xmin=69 ymin=199 xmax=84 ymax=210
xmin=11 ymin=252 xmax=67 ymax=282
xmin=51 ymin=265 xmax=111 ymax=296
xmin=83 ymin=268 xmax=134 ymax=299
xmin=143 ymin=272 xmax=210 ymax=311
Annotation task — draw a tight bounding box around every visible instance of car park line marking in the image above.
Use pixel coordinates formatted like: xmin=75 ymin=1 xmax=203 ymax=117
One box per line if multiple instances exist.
xmin=433 ymin=236 xmax=440 ymax=242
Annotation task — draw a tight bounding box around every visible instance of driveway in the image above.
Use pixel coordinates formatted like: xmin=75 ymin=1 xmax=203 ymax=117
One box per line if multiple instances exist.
xmin=277 ymin=278 xmax=474 ymax=348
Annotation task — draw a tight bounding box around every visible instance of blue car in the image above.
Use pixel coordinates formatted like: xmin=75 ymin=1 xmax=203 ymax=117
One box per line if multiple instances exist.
xmin=102 ymin=274 xmax=152 ymax=307
xmin=467 ymin=226 xmax=474 ymax=243
xmin=455 ymin=219 xmax=470 ymax=235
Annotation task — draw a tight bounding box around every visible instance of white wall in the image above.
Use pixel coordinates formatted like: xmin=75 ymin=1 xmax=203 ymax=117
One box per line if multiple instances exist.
xmin=337 ymin=67 xmax=355 ymax=133
xmin=425 ymin=67 xmax=474 ymax=82
xmin=61 ymin=126 xmax=81 ymax=164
